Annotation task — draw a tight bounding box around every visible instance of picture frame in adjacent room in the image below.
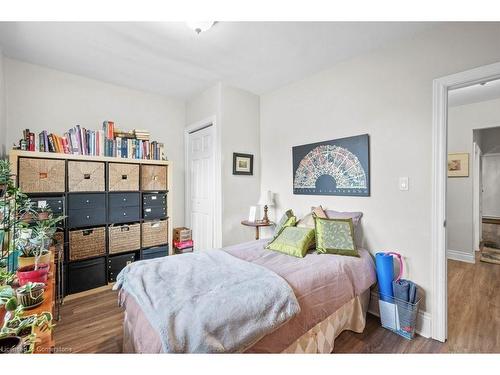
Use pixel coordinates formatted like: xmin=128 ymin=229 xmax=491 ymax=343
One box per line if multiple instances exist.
xmin=447 ymin=153 xmax=469 ymax=177
xmin=233 ymin=153 xmax=254 ymax=175
xmin=292 ymin=134 xmax=370 ymax=196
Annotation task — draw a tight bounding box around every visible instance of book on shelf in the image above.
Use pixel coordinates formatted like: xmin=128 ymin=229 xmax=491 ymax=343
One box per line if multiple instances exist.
xmin=16 ymin=121 xmax=167 ymax=161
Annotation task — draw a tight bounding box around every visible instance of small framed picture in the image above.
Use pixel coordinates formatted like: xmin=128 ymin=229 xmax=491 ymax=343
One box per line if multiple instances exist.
xmin=233 ymin=153 xmax=254 ymax=175
xmin=448 ymin=153 xmax=469 ymax=177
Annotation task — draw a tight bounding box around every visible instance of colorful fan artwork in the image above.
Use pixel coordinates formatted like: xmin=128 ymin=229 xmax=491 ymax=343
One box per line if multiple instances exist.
xmin=292 ymin=134 xmax=370 ymax=196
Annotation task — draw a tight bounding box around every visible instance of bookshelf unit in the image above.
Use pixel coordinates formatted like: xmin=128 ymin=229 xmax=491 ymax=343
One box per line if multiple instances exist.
xmin=9 ymin=150 xmax=173 ymax=296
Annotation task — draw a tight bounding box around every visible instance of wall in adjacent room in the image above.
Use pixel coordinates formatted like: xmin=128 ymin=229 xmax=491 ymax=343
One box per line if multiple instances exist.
xmin=4 ymin=58 xmax=186 ymax=226
xmin=447 ymin=98 xmax=500 ymax=258
xmin=186 ymin=83 xmax=260 ymax=247
xmin=478 ymin=126 xmax=500 ymax=154
xmin=259 ymin=23 xmax=500 ymax=317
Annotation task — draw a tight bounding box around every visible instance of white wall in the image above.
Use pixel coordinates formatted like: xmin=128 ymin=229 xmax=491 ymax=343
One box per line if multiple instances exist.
xmin=186 ymin=83 xmax=260 ymax=246
xmin=447 ymin=98 xmax=500 ymax=257
xmin=4 ymin=58 xmax=186 ymax=226
xmin=260 ymin=23 xmax=500 ymax=316
xmin=220 ymin=85 xmax=260 ymax=245
xmin=0 ymin=50 xmax=6 ymax=156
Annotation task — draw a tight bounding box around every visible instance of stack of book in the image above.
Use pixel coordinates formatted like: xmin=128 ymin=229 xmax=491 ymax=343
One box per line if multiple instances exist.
xmin=16 ymin=121 xmax=166 ymax=161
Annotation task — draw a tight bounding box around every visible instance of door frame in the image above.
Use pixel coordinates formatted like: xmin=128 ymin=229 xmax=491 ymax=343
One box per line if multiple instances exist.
xmin=472 ymin=141 xmax=482 ymax=252
xmin=431 ymin=61 xmax=500 ymax=342
xmin=184 ymin=116 xmax=223 ymax=249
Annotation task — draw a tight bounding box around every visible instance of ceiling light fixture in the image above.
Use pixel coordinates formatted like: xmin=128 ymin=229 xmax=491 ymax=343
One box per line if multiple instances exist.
xmin=186 ymin=21 xmax=215 ymax=34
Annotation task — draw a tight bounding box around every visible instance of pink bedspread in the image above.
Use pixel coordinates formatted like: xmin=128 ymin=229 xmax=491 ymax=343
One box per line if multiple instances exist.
xmin=119 ymin=239 xmax=376 ymax=353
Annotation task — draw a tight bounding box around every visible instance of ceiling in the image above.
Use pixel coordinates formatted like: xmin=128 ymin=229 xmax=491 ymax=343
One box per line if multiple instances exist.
xmin=0 ymin=22 xmax=440 ymax=99
xmin=448 ymin=78 xmax=500 ymax=107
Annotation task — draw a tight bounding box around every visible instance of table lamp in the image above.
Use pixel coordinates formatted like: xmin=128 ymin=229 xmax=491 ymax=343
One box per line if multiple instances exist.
xmin=258 ymin=190 xmax=275 ymax=223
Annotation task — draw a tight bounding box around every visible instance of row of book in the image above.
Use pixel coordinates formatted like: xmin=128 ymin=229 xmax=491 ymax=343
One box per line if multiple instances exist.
xmin=17 ymin=123 xmax=166 ymax=160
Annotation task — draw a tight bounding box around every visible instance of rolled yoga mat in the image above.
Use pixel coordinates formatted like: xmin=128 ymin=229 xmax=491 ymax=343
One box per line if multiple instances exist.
xmin=393 ymin=279 xmax=419 ymax=334
xmin=375 ymin=252 xmax=395 ymax=301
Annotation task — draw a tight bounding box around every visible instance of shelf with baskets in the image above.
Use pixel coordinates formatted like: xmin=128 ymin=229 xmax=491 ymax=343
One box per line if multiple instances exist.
xmin=8 ymin=150 xmax=173 ymax=296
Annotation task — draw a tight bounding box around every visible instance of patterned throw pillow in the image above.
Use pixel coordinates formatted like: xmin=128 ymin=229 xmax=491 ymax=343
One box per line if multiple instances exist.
xmin=314 ymin=217 xmax=359 ymax=257
xmin=273 ymin=209 xmax=296 ymax=238
xmin=266 ymin=227 xmax=315 ymax=258
xmin=297 ymin=205 xmax=327 ymax=228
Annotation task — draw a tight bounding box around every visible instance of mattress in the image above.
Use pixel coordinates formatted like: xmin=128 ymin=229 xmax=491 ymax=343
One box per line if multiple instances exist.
xmin=120 ymin=239 xmax=376 ymax=353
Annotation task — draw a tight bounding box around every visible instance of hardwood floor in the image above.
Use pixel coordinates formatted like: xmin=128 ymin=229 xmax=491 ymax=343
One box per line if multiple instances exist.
xmin=54 ymin=255 xmax=499 ymax=353
xmin=447 ymin=252 xmax=500 ymax=353
xmin=54 ymin=288 xmax=124 ymax=353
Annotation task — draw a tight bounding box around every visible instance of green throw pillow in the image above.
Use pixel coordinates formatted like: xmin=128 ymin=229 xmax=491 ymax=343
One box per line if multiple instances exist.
xmin=314 ymin=217 xmax=359 ymax=257
xmin=266 ymin=226 xmax=315 ymax=258
xmin=272 ymin=209 xmax=296 ymax=239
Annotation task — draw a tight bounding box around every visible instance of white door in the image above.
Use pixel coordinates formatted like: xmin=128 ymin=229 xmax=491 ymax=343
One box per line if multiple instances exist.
xmin=187 ymin=125 xmax=214 ymax=251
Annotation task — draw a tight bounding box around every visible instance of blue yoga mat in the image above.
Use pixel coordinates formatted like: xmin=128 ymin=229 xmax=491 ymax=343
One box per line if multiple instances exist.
xmin=375 ymin=252 xmax=394 ymax=301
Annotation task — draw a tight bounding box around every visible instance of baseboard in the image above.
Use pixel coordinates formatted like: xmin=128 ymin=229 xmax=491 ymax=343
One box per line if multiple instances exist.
xmin=447 ymin=249 xmax=475 ymax=264
xmin=368 ymin=291 xmax=431 ymax=338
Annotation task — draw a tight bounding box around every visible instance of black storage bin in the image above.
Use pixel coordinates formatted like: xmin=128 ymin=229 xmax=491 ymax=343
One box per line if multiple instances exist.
xmin=143 ymin=193 xmax=166 ymax=207
xmin=31 ymin=196 xmax=64 ymax=215
xmin=143 ymin=206 xmax=166 ymax=220
xmin=67 ymin=208 xmax=107 ymax=228
xmin=67 ymin=193 xmax=107 ymax=228
xmin=108 ymin=252 xmax=136 ymax=282
xmin=109 ymin=192 xmax=140 ymax=208
xmin=141 ymin=245 xmax=168 ymax=260
xmin=108 ymin=206 xmax=141 ymax=224
xmin=68 ymin=257 xmax=106 ymax=294
xmin=68 ymin=193 xmax=106 ymax=209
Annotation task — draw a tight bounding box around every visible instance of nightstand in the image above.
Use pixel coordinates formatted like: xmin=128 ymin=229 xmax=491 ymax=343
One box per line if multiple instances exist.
xmin=241 ymin=220 xmax=274 ymax=240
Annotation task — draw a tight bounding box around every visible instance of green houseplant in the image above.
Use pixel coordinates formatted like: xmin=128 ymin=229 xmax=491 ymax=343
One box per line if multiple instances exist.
xmin=0 ymin=304 xmax=54 ymax=354
xmin=0 ymin=160 xmax=11 ymax=198
xmin=16 ymin=214 xmax=64 ymax=270
xmin=15 ymin=282 xmax=45 ymax=309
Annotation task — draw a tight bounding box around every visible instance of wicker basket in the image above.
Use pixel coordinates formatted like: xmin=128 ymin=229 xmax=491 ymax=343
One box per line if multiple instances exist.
xmin=19 ymin=158 xmax=66 ymax=193
xmin=108 ymin=163 xmax=140 ymax=191
xmin=141 ymin=165 xmax=167 ymax=191
xmin=69 ymin=227 xmax=106 ymax=261
xmin=68 ymin=161 xmax=105 ymax=192
xmin=141 ymin=220 xmax=168 ymax=248
xmin=109 ymin=223 xmax=141 ymax=254
xmin=173 ymin=227 xmax=192 ymax=242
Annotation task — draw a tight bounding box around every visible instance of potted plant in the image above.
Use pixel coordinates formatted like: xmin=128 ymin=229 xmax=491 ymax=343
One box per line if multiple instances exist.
xmin=16 ymin=215 xmax=64 ymax=282
xmin=16 ymin=227 xmax=51 ymax=270
xmin=15 ymin=282 xmax=45 ymax=309
xmin=0 ymin=335 xmax=23 ymax=354
xmin=1 ymin=305 xmax=54 ymax=354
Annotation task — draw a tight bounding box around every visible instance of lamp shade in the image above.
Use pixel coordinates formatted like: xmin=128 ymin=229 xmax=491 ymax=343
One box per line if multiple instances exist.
xmin=258 ymin=191 xmax=275 ymax=206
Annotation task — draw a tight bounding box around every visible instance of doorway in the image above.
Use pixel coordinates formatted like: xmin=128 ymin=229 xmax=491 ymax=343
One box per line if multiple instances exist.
xmin=185 ymin=119 xmax=221 ymax=251
xmin=432 ymin=62 xmax=500 ymax=346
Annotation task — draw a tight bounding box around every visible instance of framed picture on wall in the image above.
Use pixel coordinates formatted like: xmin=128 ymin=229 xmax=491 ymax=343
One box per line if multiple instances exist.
xmin=448 ymin=153 xmax=469 ymax=177
xmin=292 ymin=134 xmax=370 ymax=196
xmin=233 ymin=153 xmax=254 ymax=175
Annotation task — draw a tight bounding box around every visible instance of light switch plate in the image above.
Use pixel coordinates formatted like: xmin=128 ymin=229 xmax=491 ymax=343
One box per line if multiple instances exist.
xmin=399 ymin=177 xmax=409 ymax=191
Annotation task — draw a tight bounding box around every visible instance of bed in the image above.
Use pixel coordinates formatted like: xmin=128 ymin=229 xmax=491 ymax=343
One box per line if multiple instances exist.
xmin=116 ymin=239 xmax=376 ymax=353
